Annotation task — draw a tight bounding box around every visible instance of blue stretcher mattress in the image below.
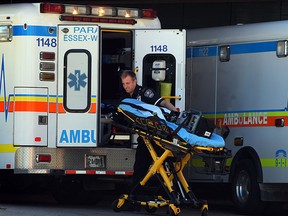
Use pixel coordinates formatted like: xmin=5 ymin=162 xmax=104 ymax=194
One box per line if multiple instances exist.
xmin=119 ymin=98 xmax=225 ymax=148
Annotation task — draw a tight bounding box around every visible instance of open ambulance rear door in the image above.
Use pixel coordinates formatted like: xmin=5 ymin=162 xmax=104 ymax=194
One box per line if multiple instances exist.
xmin=57 ymin=24 xmax=100 ymax=147
xmin=134 ymin=29 xmax=186 ymax=111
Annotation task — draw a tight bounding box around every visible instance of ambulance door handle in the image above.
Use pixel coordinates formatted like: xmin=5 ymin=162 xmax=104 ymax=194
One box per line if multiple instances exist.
xmin=38 ymin=115 xmax=48 ymax=125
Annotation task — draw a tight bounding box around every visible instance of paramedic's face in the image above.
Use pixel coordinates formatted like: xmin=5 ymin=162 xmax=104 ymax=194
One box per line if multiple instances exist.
xmin=122 ymin=76 xmax=137 ymax=95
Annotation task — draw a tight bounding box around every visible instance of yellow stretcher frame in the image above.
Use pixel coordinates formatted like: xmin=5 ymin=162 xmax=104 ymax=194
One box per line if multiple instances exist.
xmin=112 ymin=107 xmax=229 ymax=216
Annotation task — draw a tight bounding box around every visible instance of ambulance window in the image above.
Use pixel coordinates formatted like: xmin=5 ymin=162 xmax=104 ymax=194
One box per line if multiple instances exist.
xmin=63 ymin=49 xmax=91 ymax=113
xmin=0 ymin=25 xmax=12 ymax=42
xmin=142 ymin=54 xmax=176 ymax=104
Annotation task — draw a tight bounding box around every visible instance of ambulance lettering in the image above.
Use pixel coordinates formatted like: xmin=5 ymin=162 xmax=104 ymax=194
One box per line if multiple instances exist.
xmin=223 ymin=112 xmax=268 ymax=127
xmin=74 ymin=27 xmax=97 ymax=34
xmin=150 ymin=45 xmax=168 ymax=52
xmin=36 ymin=38 xmax=57 ymax=47
xmin=63 ymin=26 xmax=98 ymax=42
xmin=60 ymin=130 xmax=96 ymax=144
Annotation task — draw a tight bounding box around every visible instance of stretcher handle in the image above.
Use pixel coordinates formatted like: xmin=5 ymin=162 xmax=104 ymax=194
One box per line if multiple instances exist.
xmin=171 ymin=111 xmax=192 ymax=137
xmin=162 ymin=95 xmax=181 ymax=99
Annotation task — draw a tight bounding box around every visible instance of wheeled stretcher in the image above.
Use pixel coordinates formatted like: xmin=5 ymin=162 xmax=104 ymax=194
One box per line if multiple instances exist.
xmin=112 ymin=99 xmax=231 ymax=216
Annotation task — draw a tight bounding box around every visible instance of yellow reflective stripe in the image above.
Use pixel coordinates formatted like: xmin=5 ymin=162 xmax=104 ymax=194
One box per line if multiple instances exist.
xmin=190 ymin=159 xmax=205 ymax=167
xmin=266 ymin=111 xmax=288 ymax=116
xmin=191 ymin=158 xmax=286 ymax=169
xmin=0 ymin=144 xmax=18 ymax=153
xmin=226 ymin=158 xmax=232 ymax=166
xmin=260 ymin=158 xmax=288 ymax=167
xmin=0 ymin=96 xmax=56 ymax=102
xmin=14 ymin=96 xmax=47 ymax=102
xmin=190 ymin=158 xmax=232 ymax=168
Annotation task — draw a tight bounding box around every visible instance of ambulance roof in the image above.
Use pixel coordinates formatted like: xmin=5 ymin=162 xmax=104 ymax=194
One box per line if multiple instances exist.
xmin=0 ymin=3 xmax=161 ymax=30
xmin=187 ymin=20 xmax=288 ymax=46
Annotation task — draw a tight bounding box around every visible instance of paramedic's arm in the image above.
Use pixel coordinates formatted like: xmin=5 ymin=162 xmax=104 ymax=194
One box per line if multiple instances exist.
xmin=101 ymin=117 xmax=113 ymax=124
xmin=160 ymin=99 xmax=178 ymax=112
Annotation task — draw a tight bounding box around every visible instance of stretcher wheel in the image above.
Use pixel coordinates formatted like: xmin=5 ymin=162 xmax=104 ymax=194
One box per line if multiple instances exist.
xmin=112 ymin=199 xmax=123 ymax=212
xmin=168 ymin=205 xmax=180 ymax=216
xmin=145 ymin=205 xmax=157 ymax=213
xmin=201 ymin=208 xmax=208 ymax=216
xmin=201 ymin=204 xmax=208 ymax=216
xmin=112 ymin=197 xmax=132 ymax=212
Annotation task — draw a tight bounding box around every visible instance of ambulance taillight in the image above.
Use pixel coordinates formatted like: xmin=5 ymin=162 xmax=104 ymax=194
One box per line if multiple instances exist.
xmin=40 ymin=52 xmax=55 ymax=61
xmin=275 ymin=118 xmax=285 ymax=127
xmin=40 ymin=3 xmax=64 ymax=14
xmin=36 ymin=154 xmax=51 ymax=163
xmin=40 ymin=62 xmax=55 ymax=71
xmin=142 ymin=9 xmax=157 ymax=19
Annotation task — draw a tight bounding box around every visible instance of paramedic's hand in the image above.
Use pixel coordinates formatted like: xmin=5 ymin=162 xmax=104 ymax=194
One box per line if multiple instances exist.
xmin=160 ymin=99 xmax=178 ymax=112
xmin=101 ymin=115 xmax=113 ymax=124
xmin=169 ymin=110 xmax=180 ymax=123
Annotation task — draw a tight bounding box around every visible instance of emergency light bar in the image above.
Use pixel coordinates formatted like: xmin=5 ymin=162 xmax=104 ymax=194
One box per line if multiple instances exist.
xmin=91 ymin=6 xmax=116 ymax=17
xmin=117 ymin=8 xmax=140 ymax=18
xmin=40 ymin=3 xmax=157 ymax=19
xmin=65 ymin=5 xmax=90 ymax=15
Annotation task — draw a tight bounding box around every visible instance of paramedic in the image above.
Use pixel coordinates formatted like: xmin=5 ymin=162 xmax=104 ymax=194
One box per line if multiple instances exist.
xmin=120 ymin=70 xmax=177 ymax=193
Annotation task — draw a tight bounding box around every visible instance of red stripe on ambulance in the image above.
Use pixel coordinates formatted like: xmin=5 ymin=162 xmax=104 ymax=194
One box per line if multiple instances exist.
xmin=65 ymin=170 xmax=133 ymax=175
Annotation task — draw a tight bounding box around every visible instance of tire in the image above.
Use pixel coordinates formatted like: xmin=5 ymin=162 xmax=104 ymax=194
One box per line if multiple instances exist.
xmin=231 ymin=159 xmax=266 ymax=215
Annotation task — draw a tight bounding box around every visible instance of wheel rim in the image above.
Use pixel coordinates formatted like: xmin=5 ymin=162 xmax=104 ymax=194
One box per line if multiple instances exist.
xmin=235 ymin=169 xmax=251 ymax=203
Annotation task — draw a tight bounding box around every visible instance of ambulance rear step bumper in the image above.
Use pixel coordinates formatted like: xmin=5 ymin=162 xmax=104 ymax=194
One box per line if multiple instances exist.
xmin=14 ymin=147 xmax=135 ymax=175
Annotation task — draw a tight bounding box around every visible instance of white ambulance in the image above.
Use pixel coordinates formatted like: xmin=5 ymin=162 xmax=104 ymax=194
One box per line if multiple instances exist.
xmin=0 ymin=2 xmax=187 ymax=202
xmin=3 ymin=2 xmax=284 ymax=214
xmin=186 ymin=21 xmax=288 ymax=214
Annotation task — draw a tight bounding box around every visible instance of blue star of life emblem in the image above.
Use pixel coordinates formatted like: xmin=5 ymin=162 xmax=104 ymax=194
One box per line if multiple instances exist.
xmin=68 ymin=70 xmax=87 ymax=91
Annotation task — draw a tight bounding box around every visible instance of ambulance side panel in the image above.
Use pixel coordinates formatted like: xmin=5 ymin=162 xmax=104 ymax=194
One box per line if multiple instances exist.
xmin=217 ymin=41 xmax=288 ymax=183
xmin=185 ymin=46 xmax=218 ymax=181
xmin=188 ymin=42 xmax=288 ymax=183
xmin=186 ymin=21 xmax=288 ymax=200
xmin=0 ymin=22 xmax=58 ymax=168
xmin=185 ymin=46 xmax=217 ymax=112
